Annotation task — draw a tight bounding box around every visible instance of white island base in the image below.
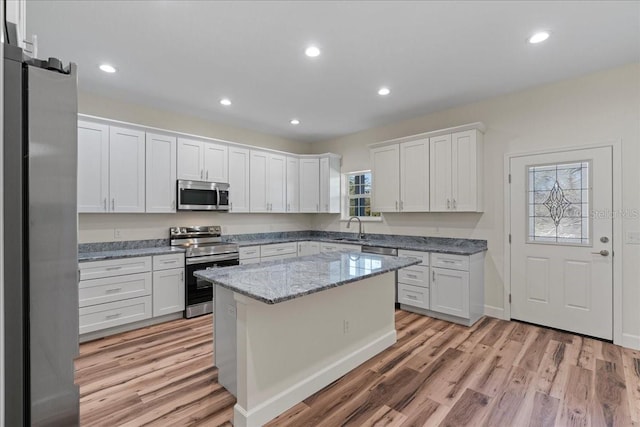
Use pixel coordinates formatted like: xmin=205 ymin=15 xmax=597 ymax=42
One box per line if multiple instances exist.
xmin=214 ymin=272 xmax=397 ymax=427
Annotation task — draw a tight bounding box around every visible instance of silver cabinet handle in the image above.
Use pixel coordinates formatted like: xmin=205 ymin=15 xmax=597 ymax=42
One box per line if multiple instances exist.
xmin=206 ymin=170 xmax=209 ymax=180
xmin=400 ymin=200 xmax=403 ymax=211
xmin=592 ymin=250 xmax=610 ymax=256
xmin=447 ymin=198 xmax=451 ymax=209
xmin=171 ymin=200 xmax=175 ymax=210
xmin=105 ymin=266 xmax=121 ymax=271
xmin=407 ymin=295 xmax=418 ymax=300
xmin=103 ymin=198 xmax=107 ymax=211
xmin=230 ymin=202 xmax=233 ymax=211
xmin=200 ymin=169 xmax=203 ymax=179
xmin=453 ymin=198 xmax=457 ymax=209
xmin=112 ymin=198 xmax=115 ymax=210
xmin=105 ymin=288 xmax=122 ymax=293
xmin=316 ymin=204 xmax=319 ymax=212
xmin=406 ymin=274 xmax=417 ymax=279
xmin=395 ymin=201 xmax=398 ymax=211
xmin=432 ymin=270 xmax=436 ymax=281
xmin=105 ymin=313 xmax=121 ymax=320
xmin=325 ymin=203 xmax=328 ymax=211
xmin=181 ymin=271 xmax=184 ymax=281
xmin=162 ymin=259 xmax=177 ymax=264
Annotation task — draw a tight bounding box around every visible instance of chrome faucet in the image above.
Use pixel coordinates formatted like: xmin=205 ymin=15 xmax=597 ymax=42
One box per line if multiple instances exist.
xmin=346 ymin=216 xmax=365 ymax=239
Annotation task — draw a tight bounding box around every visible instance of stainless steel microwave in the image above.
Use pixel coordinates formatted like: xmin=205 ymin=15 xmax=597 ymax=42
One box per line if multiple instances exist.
xmin=177 ymin=180 xmax=230 ymax=211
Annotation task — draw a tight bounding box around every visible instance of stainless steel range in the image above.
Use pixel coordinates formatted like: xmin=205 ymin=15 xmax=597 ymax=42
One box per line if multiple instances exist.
xmin=170 ymin=225 xmax=239 ymax=318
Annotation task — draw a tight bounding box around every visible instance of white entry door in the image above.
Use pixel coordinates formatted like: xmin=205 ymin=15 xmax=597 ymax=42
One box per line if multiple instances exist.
xmin=510 ymin=146 xmax=613 ymax=340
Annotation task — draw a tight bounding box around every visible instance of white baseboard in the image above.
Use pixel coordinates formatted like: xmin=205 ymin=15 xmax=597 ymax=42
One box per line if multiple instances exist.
xmin=484 ymin=304 xmax=505 ymax=320
xmin=621 ymin=333 xmax=640 ymax=350
xmin=233 ymin=329 xmax=397 ymax=427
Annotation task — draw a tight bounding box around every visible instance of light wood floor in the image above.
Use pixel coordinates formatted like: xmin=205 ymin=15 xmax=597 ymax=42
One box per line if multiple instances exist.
xmin=76 ymin=311 xmax=640 ymax=426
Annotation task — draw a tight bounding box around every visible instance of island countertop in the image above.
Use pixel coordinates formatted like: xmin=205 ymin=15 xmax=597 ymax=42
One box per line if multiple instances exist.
xmin=194 ymin=252 xmax=421 ymax=305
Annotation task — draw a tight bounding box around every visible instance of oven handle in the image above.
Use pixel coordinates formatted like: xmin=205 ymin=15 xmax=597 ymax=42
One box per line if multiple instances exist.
xmin=186 ymin=253 xmax=239 ymax=265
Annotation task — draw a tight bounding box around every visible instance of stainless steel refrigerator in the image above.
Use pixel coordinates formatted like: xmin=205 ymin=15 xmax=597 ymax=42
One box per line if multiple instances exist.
xmin=3 ymin=43 xmax=79 ymax=426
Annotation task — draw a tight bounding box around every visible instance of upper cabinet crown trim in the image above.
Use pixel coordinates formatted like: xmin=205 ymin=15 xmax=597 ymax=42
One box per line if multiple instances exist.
xmin=368 ymin=122 xmax=486 ymax=149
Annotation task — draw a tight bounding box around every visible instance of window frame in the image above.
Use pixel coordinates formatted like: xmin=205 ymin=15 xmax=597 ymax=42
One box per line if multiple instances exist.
xmin=340 ymin=170 xmax=382 ymax=222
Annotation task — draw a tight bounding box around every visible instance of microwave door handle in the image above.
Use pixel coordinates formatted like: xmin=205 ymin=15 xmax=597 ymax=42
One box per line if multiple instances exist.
xmin=216 ymin=187 xmax=221 ymax=209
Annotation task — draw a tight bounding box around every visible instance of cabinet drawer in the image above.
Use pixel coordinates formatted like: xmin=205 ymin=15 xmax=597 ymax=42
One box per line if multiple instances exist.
xmin=79 ymin=272 xmax=152 ymax=308
xmin=79 ymin=256 xmax=152 ymax=280
xmin=431 ymin=253 xmax=469 ymax=271
xmin=79 ymin=296 xmax=152 ymax=334
xmin=260 ymin=242 xmax=297 ymax=257
xmin=398 ymin=250 xmax=429 ymax=266
xmin=240 ymin=257 xmax=262 ymax=265
xmin=320 ymin=242 xmax=361 ymax=253
xmin=398 ymin=266 xmax=429 ymax=288
xmin=153 ymin=253 xmax=184 ymax=271
xmin=261 ymin=253 xmax=297 ymax=261
xmin=398 ymin=283 xmax=430 ymax=310
xmin=239 ymin=246 xmax=261 ymax=260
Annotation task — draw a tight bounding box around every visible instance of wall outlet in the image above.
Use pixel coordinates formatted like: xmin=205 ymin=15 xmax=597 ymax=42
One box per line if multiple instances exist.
xmin=343 ymin=319 xmax=350 ymax=334
xmin=626 ymin=231 xmax=640 ymax=245
xmin=114 ymin=228 xmax=123 ymax=240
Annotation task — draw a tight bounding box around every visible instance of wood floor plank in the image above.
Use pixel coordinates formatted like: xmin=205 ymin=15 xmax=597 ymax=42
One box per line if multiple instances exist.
xmin=438 ymin=388 xmax=492 ymax=427
xmin=528 ymin=391 xmax=560 ymax=427
xmin=76 ymin=311 xmax=638 ymax=427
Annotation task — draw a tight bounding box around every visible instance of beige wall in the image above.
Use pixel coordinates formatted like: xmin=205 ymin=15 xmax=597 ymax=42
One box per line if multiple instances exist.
xmin=311 ymin=63 xmax=640 ymax=345
xmin=77 ymin=91 xmax=314 ymax=243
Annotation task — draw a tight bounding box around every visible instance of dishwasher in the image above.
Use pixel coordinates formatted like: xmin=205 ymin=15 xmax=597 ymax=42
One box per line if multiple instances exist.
xmin=361 ymin=245 xmax=399 ymax=303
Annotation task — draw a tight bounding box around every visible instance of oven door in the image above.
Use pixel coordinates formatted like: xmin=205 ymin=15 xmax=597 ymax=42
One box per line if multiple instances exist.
xmin=185 ymin=253 xmax=239 ymax=308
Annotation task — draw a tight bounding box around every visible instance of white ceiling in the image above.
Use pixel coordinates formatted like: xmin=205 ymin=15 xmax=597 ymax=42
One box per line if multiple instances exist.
xmin=26 ymin=1 xmax=640 ymax=143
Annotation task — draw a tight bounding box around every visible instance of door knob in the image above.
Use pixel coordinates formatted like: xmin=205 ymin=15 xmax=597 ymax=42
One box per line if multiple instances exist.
xmin=591 ymin=250 xmax=610 ymax=256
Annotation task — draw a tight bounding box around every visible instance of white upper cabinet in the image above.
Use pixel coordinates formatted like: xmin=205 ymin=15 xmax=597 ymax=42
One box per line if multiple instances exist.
xmin=177 ymin=138 xmax=228 ymax=183
xmin=203 ymin=142 xmax=228 ymax=183
xmin=400 ymin=139 xmax=429 ymax=212
xmin=268 ymin=153 xmax=287 ymax=213
xmin=249 ymin=150 xmax=269 ymax=212
xmin=286 ymin=156 xmax=300 ymax=213
xmin=319 ymin=155 xmax=341 ymax=213
xmin=78 ymin=121 xmax=109 ymax=213
xmin=430 ymin=129 xmax=483 ymax=212
xmin=228 ymin=146 xmax=250 ymax=213
xmin=370 ymin=145 xmax=400 ymax=212
xmin=177 ymin=138 xmax=204 ymax=181
xmin=145 ymin=133 xmax=177 ymax=213
xmin=109 ymin=126 xmax=146 ymax=213
xmin=299 ymin=157 xmax=320 ymax=213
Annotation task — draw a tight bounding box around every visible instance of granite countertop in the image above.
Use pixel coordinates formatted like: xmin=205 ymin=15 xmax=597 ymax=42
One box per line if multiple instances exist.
xmin=231 ymin=235 xmax=487 ymax=255
xmin=195 ymin=252 xmax=421 ymax=304
xmin=78 ymin=246 xmax=185 ymax=262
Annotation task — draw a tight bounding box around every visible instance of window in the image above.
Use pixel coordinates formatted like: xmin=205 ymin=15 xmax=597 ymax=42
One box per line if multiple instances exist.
xmin=343 ymin=171 xmax=380 ymax=219
xmin=527 ymin=161 xmax=590 ymax=245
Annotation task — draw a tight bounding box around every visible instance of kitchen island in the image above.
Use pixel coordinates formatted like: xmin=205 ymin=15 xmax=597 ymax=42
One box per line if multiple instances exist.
xmin=195 ymin=251 xmax=420 ymax=427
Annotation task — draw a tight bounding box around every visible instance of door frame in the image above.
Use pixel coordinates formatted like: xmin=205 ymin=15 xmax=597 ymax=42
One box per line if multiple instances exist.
xmin=503 ymin=140 xmax=623 ymax=345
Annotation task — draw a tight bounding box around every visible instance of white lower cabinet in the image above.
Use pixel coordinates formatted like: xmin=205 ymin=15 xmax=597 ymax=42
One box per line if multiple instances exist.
xmin=153 ymin=268 xmax=185 ymax=317
xmin=430 ymin=267 xmax=470 ymax=318
xmin=319 ymin=242 xmax=361 ymax=253
xmin=297 ymin=241 xmax=320 ymax=256
xmin=79 ymin=253 xmax=185 ymax=337
xmin=398 ymin=283 xmax=429 ymax=310
xmin=397 ymin=249 xmax=430 ymax=309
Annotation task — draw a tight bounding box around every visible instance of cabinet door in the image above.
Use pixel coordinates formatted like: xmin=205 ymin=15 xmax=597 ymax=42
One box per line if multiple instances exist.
xmin=299 ymin=157 xmax=320 ymax=212
xmin=430 ymin=267 xmax=469 ymax=318
xmin=429 ymin=134 xmax=453 ymax=212
xmin=152 ymin=268 xmax=185 ymax=317
xmin=286 ymin=157 xmax=300 ymax=213
xmin=228 ymin=147 xmax=250 ymax=212
xmin=203 ymin=141 xmax=228 ymax=183
xmin=451 ymin=130 xmax=479 ymax=211
xmin=319 ymin=155 xmax=340 ymax=213
xmin=77 ymin=121 xmax=109 ymax=212
xmin=109 ymin=126 xmax=146 ymax=212
xmin=268 ymin=154 xmax=286 ymax=212
xmin=297 ymin=241 xmax=320 ymax=256
xmin=370 ymin=145 xmax=400 ymax=212
xmin=249 ymin=150 xmax=268 ymax=212
xmin=400 ymin=139 xmax=429 ymax=212
xmin=177 ymin=138 xmax=204 ymax=181
xmin=145 ymin=133 xmax=177 ymax=213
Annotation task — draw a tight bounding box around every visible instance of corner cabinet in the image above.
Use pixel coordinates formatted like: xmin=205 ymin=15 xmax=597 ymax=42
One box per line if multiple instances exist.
xmin=319 ymin=155 xmax=341 ymax=213
xmin=369 ymin=122 xmax=484 ymax=213
xmin=430 ymin=129 xmax=483 ymax=212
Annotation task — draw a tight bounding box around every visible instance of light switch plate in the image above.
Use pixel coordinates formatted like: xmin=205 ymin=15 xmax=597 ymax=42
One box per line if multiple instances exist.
xmin=626 ymin=231 xmax=640 ymax=245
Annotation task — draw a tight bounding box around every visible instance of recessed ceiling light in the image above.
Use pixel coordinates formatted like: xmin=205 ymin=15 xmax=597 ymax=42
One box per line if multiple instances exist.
xmin=220 ymin=98 xmax=232 ymax=106
xmin=99 ymin=64 xmax=117 ymax=73
xmin=290 ymin=119 xmax=300 ymax=125
xmin=305 ymin=46 xmax=321 ymax=57
xmin=378 ymin=87 xmax=391 ymax=96
xmin=528 ymin=31 xmax=550 ymax=44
